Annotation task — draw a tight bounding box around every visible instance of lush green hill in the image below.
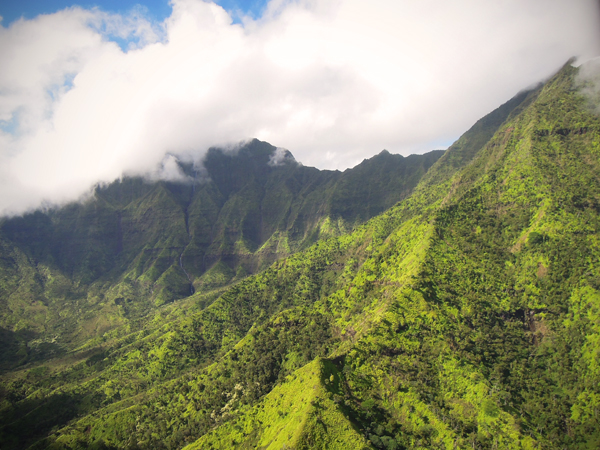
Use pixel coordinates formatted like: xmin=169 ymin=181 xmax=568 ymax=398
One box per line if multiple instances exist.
xmin=1 ymin=61 xmax=599 ymax=450
xmin=187 ymin=358 xmax=371 ymax=450
xmin=0 ymin=143 xmax=441 ymax=370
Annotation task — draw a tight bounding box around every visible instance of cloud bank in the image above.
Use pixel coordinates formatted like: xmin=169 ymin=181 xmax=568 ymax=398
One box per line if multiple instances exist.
xmin=1 ymin=0 xmax=599 ymax=216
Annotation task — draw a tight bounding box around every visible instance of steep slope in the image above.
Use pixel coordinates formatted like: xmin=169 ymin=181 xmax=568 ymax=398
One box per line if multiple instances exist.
xmin=0 ymin=143 xmax=441 ymax=369
xmin=187 ymin=359 xmax=371 ymax=450
xmin=2 ymin=61 xmax=599 ymax=450
xmin=0 ymin=67 xmax=537 ymax=449
xmin=185 ymin=62 xmax=599 ymax=449
xmin=311 ymin=62 xmax=599 ymax=448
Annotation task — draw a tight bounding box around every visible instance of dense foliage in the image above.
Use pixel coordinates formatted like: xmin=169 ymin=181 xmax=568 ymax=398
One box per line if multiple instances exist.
xmin=1 ymin=62 xmax=599 ymax=449
xmin=0 ymin=142 xmax=440 ymax=369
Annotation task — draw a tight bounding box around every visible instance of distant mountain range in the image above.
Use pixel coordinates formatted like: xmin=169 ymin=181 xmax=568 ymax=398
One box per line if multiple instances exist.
xmin=0 ymin=139 xmax=442 ymax=366
xmin=1 ymin=62 xmax=599 ymax=450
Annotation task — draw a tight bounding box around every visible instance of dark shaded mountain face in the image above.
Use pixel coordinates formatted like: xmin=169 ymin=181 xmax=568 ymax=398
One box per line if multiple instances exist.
xmin=2 ymin=62 xmax=600 ymax=450
xmin=0 ymin=141 xmax=442 ymax=365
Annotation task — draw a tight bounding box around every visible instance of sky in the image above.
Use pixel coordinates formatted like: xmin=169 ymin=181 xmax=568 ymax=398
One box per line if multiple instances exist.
xmin=0 ymin=0 xmax=266 ymax=25
xmin=0 ymin=0 xmax=599 ymax=216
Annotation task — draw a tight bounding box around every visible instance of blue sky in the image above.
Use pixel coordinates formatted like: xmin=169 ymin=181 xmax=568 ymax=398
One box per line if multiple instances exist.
xmin=0 ymin=0 xmax=268 ymax=25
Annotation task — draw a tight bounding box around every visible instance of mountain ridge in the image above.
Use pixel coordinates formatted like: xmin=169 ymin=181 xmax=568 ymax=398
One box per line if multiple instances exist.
xmin=0 ymin=142 xmax=443 ymax=369
xmin=1 ymin=62 xmax=599 ymax=449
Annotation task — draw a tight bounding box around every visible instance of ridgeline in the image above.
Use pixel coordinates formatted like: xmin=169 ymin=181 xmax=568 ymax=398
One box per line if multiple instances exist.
xmin=1 ymin=62 xmax=599 ymax=449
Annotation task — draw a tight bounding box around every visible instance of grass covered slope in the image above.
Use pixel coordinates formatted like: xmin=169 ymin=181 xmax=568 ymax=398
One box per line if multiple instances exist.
xmin=1 ymin=61 xmax=599 ymax=450
xmin=187 ymin=358 xmax=371 ymax=450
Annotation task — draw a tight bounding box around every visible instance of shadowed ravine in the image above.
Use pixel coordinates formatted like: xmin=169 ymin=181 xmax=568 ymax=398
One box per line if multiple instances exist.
xmin=181 ymin=193 xmax=195 ymax=295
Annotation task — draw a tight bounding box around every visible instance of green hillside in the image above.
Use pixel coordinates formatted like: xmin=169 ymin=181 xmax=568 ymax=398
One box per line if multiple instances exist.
xmin=187 ymin=358 xmax=371 ymax=450
xmin=1 ymin=61 xmax=599 ymax=450
xmin=0 ymin=143 xmax=441 ymax=369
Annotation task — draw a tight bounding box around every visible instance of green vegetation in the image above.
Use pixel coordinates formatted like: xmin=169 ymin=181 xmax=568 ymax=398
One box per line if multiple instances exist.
xmin=187 ymin=358 xmax=371 ymax=450
xmin=1 ymin=62 xmax=600 ymax=449
xmin=0 ymin=141 xmax=440 ymax=369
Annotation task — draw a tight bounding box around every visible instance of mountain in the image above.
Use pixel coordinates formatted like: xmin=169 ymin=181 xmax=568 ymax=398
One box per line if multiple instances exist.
xmin=0 ymin=143 xmax=441 ymax=370
xmin=1 ymin=61 xmax=599 ymax=450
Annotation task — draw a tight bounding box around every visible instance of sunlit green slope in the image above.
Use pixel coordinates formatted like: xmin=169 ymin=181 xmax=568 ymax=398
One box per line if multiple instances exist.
xmin=1 ymin=61 xmax=599 ymax=450
xmin=324 ymin=62 xmax=600 ymax=448
xmin=186 ymin=358 xmax=371 ymax=450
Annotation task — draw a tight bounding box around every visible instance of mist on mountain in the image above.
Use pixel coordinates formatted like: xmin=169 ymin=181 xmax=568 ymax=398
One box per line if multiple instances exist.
xmin=1 ymin=1 xmax=598 ymax=217
xmin=576 ymin=57 xmax=600 ymax=115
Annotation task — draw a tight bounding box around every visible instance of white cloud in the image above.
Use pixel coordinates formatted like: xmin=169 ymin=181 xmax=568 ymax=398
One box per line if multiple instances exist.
xmin=268 ymin=147 xmax=294 ymax=166
xmin=576 ymin=56 xmax=600 ymax=115
xmin=0 ymin=0 xmax=599 ymax=216
xmin=149 ymin=153 xmax=192 ymax=182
